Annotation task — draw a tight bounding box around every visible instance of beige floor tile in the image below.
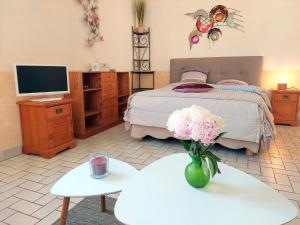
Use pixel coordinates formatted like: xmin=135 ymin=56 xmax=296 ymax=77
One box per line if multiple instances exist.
xmin=275 ymin=174 xmax=291 ymax=186
xmin=14 ymin=190 xmax=43 ymax=202
xmin=280 ymin=191 xmax=300 ymax=202
xmin=25 ymin=167 xmax=47 ymax=175
xmin=267 ymin=182 xmax=293 ymax=192
xmin=255 ymin=175 xmax=276 ymax=183
xmin=292 ymin=182 xmax=300 ymax=194
xmin=4 ymin=212 xmax=39 ymax=225
xmin=9 ymin=200 xmax=41 ymax=215
xmin=0 ymin=197 xmax=20 ymax=211
xmin=1 ymin=172 xmax=28 ymax=183
xmin=39 ymin=173 xmax=64 ymax=185
xmin=34 ymin=194 xmax=57 ymax=206
xmin=42 ymin=166 xmax=65 ymax=177
xmin=23 ymin=173 xmax=46 ymax=182
xmin=31 ymin=199 xmax=62 ymax=219
xmin=28 ymin=161 xmax=49 ymax=168
xmin=271 ymin=157 xmax=284 ymax=165
xmin=0 ymin=179 xmax=26 ymax=192
xmin=0 ymin=208 xmax=16 ymax=221
xmin=36 ymin=183 xmax=56 ymax=195
xmin=284 ymin=163 xmax=298 ymax=172
xmin=0 ymin=173 xmax=10 ymax=181
xmin=35 ymin=210 xmax=61 ymax=225
xmin=274 ymin=168 xmax=300 ymax=177
xmin=19 ymin=181 xmax=45 ymax=192
xmin=0 ymin=187 xmax=23 ymax=202
xmin=261 ymin=167 xmax=274 ymax=177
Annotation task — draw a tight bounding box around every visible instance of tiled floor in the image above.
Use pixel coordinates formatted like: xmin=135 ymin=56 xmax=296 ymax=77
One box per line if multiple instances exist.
xmin=0 ymin=123 xmax=299 ymax=225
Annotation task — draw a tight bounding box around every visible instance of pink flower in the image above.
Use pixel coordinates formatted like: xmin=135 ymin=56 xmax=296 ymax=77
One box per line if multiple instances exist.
xmin=167 ymin=105 xmax=225 ymax=145
xmin=190 ymin=119 xmax=219 ymax=144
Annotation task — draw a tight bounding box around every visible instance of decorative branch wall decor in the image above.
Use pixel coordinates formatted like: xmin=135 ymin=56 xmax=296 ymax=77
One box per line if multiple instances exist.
xmin=186 ymin=5 xmax=244 ymax=49
xmin=79 ymin=0 xmax=103 ymax=47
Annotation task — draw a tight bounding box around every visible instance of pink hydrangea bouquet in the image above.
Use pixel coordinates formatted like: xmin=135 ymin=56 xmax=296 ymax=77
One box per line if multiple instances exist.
xmin=167 ymin=105 xmax=225 ymax=188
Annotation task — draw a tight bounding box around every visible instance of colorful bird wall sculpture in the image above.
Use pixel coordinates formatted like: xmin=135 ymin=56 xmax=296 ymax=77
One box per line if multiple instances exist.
xmin=186 ymin=5 xmax=244 ymax=49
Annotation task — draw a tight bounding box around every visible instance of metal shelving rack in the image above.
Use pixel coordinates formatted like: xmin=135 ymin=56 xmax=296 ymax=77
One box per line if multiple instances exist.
xmin=131 ymin=27 xmax=155 ymax=93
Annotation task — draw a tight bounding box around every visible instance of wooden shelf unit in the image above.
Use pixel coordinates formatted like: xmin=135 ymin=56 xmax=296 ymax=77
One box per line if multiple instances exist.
xmin=66 ymin=71 xmax=130 ymax=138
xmin=117 ymin=72 xmax=130 ymax=121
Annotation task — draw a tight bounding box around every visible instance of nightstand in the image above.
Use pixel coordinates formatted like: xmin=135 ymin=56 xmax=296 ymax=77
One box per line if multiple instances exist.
xmin=271 ymin=89 xmax=300 ymax=126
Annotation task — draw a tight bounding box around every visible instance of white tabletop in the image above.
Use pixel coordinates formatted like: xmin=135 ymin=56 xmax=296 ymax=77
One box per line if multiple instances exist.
xmin=115 ymin=153 xmax=297 ymax=225
xmin=51 ymin=158 xmax=137 ymax=198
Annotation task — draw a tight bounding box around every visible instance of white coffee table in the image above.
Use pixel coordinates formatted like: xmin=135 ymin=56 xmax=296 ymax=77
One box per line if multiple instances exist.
xmin=115 ymin=153 xmax=297 ymax=225
xmin=51 ymin=158 xmax=137 ymax=225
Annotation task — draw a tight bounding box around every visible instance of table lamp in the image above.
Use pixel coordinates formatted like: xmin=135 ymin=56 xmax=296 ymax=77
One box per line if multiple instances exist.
xmin=277 ymin=76 xmax=288 ymax=91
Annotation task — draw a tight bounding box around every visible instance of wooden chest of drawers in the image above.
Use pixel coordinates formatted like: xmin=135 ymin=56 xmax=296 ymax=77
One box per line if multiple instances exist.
xmin=17 ymin=99 xmax=76 ymax=158
xmin=271 ymin=90 xmax=300 ymax=126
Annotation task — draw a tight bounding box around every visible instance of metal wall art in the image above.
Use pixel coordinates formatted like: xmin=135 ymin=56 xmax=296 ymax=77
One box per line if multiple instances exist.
xmin=79 ymin=0 xmax=103 ymax=47
xmin=186 ymin=5 xmax=244 ymax=49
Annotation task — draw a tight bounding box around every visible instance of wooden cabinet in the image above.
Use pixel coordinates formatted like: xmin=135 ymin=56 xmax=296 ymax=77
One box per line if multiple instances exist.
xmin=17 ymin=99 xmax=76 ymax=158
xmin=67 ymin=71 xmax=130 ymax=139
xmin=271 ymin=90 xmax=300 ymax=126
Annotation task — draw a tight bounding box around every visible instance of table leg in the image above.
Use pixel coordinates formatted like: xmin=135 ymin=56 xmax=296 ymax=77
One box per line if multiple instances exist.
xmin=100 ymin=195 xmax=106 ymax=212
xmin=60 ymin=197 xmax=70 ymax=225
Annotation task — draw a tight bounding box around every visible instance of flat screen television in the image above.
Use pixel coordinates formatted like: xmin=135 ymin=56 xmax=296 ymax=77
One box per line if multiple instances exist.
xmin=14 ymin=64 xmax=69 ymax=96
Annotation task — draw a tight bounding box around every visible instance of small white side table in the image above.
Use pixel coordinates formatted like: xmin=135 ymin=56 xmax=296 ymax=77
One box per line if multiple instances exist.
xmin=115 ymin=153 xmax=297 ymax=225
xmin=51 ymin=159 xmax=137 ymax=225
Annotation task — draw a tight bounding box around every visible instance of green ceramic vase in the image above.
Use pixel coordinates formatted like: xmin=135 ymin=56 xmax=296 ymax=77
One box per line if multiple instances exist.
xmin=184 ymin=156 xmax=211 ymax=188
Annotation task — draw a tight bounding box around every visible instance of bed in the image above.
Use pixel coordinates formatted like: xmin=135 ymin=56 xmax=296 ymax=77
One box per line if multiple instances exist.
xmin=124 ymin=56 xmax=276 ymax=155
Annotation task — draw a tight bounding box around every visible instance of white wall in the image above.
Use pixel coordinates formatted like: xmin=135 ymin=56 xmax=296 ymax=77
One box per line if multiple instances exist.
xmin=146 ymin=0 xmax=300 ymax=70
xmin=1 ymin=0 xmax=299 ymax=72
xmin=0 ymin=0 xmax=134 ymax=71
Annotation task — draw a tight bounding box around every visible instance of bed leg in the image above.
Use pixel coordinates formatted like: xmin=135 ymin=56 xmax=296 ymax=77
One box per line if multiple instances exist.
xmin=246 ymin=149 xmax=254 ymax=156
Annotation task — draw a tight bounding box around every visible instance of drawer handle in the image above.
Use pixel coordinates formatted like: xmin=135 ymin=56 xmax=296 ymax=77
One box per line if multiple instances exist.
xmin=55 ymin=108 xmax=63 ymax=114
xmin=282 ymin=95 xmax=290 ymax=99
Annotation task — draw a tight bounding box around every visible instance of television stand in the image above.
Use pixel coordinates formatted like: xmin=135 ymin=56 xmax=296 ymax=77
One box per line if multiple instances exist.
xmin=17 ymin=99 xmax=76 ymax=158
xmin=31 ymin=97 xmax=63 ymax=102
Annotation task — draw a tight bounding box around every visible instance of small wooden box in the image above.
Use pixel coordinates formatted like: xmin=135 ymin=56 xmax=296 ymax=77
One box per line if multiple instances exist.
xmin=271 ymin=90 xmax=300 ymax=126
xmin=17 ymin=99 xmax=76 ymax=158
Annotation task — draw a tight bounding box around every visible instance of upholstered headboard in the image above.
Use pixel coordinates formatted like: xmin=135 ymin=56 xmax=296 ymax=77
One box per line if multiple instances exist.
xmin=170 ymin=56 xmax=263 ymax=86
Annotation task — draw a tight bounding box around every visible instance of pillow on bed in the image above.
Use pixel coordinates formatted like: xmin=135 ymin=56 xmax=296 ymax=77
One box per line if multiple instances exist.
xmin=217 ymin=79 xmax=248 ymax=85
xmin=181 ymin=71 xmax=208 ymax=83
xmin=181 ymin=66 xmax=209 ymax=75
xmin=173 ymin=83 xmax=213 ymax=93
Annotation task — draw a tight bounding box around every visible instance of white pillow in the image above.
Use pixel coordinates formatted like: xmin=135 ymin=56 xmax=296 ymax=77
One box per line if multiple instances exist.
xmin=217 ymin=79 xmax=248 ymax=85
xmin=181 ymin=71 xmax=207 ymax=83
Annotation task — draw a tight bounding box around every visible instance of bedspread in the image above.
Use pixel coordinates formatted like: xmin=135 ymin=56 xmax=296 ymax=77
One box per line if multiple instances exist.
xmin=124 ymin=83 xmax=276 ymax=149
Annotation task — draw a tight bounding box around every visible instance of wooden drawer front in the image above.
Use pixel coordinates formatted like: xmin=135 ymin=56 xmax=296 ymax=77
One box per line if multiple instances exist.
xmin=101 ymin=98 xmax=119 ymax=127
xmin=273 ymin=103 xmax=297 ymax=121
xmin=48 ymin=116 xmax=73 ymax=148
xmin=274 ymin=93 xmax=298 ymax=102
xmin=47 ymin=104 xmax=70 ymax=119
xmin=101 ymin=73 xmax=118 ymax=100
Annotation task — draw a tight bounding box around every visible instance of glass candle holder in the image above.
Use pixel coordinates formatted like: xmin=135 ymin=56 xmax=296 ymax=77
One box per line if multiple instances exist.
xmin=89 ymin=153 xmax=109 ymax=179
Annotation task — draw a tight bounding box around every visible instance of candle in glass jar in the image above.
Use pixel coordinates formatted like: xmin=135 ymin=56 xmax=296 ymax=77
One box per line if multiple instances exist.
xmin=91 ymin=156 xmax=108 ymax=177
